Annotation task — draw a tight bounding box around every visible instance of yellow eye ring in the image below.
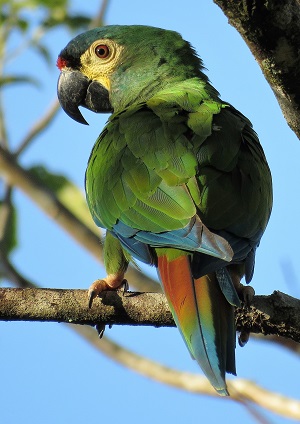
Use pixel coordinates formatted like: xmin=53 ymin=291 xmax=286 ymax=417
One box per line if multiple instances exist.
xmin=95 ymin=44 xmax=110 ymax=59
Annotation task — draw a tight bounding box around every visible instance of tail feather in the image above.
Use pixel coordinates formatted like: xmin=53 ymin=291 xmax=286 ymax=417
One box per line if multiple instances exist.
xmin=157 ymin=251 xmax=236 ymax=396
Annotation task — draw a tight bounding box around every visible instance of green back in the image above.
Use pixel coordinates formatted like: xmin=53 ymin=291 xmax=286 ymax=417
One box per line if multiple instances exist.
xmin=85 ymin=77 xmax=272 ymax=243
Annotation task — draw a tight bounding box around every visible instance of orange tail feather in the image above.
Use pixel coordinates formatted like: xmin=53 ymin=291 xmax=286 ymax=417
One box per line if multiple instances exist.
xmin=157 ymin=252 xmax=236 ymax=396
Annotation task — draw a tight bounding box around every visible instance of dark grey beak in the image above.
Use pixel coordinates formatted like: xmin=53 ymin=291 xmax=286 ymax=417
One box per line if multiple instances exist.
xmin=57 ymin=70 xmax=112 ymax=125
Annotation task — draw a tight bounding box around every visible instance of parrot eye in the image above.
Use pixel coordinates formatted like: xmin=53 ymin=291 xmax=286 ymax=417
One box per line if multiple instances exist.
xmin=95 ymin=44 xmax=110 ymax=59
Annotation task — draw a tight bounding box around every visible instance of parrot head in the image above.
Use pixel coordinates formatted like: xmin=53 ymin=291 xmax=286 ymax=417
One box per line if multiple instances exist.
xmin=57 ymin=25 xmax=207 ymax=123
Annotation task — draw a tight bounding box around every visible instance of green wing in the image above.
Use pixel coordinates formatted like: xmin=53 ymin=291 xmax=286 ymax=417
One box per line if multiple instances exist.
xmin=85 ymin=80 xmax=272 ymax=245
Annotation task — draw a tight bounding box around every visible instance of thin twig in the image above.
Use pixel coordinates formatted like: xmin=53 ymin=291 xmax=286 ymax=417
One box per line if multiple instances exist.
xmin=0 ymin=254 xmax=36 ymax=288
xmin=0 ymin=145 xmax=103 ymax=258
xmin=239 ymin=401 xmax=275 ymax=424
xmin=89 ymin=0 xmax=110 ymax=29
xmin=253 ymin=333 xmax=300 ymax=356
xmin=14 ymin=0 xmax=111 ymax=157
xmin=15 ymin=99 xmax=60 ymax=157
xmin=71 ymin=324 xmax=300 ymax=420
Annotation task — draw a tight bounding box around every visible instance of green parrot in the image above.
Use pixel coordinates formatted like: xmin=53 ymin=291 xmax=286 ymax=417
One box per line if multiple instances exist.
xmin=57 ymin=25 xmax=272 ymax=396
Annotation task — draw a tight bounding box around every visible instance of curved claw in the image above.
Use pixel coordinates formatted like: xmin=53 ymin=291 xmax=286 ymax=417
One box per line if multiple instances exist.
xmin=121 ymin=279 xmax=129 ymax=296
xmin=88 ymin=273 xmax=127 ymax=308
xmin=88 ymin=291 xmax=96 ymax=309
xmin=88 ymin=279 xmax=109 ymax=308
xmin=95 ymin=324 xmax=106 ymax=339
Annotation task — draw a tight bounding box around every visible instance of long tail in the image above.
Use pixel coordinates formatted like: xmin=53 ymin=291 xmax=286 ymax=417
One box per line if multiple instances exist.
xmin=157 ymin=251 xmax=237 ymax=396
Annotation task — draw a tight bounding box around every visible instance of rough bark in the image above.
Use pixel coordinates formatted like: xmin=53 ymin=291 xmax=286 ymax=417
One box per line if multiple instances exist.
xmin=1 ymin=288 xmax=300 ymax=342
xmin=214 ymin=0 xmax=300 ymax=138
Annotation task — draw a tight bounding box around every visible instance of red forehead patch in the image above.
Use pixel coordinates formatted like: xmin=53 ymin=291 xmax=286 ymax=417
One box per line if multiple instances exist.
xmin=56 ymin=56 xmax=68 ymax=70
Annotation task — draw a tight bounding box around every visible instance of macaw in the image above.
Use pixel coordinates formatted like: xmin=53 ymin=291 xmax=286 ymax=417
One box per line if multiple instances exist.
xmin=57 ymin=25 xmax=272 ymax=396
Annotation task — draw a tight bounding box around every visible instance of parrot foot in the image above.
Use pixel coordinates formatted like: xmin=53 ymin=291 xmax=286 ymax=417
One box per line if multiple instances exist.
xmin=228 ymin=267 xmax=254 ymax=347
xmin=238 ymin=329 xmax=250 ymax=347
xmin=236 ymin=285 xmax=253 ymax=348
xmin=233 ymin=280 xmax=254 ymax=348
xmin=227 ymin=265 xmax=255 ymax=306
xmin=237 ymin=284 xmax=255 ymax=307
xmin=88 ymin=273 xmax=126 ymax=308
xmin=230 ymin=276 xmax=255 ymax=306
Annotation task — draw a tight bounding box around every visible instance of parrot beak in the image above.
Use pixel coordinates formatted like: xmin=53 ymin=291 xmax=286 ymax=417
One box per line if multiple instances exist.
xmin=57 ymin=70 xmax=112 ymax=125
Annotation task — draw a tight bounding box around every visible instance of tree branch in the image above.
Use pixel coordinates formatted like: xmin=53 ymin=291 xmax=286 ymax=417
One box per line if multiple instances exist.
xmin=1 ymin=288 xmax=300 ymax=342
xmin=0 ymin=287 xmax=173 ymax=326
xmin=89 ymin=0 xmax=110 ymax=29
xmin=0 ymin=253 xmax=36 ymax=288
xmin=15 ymin=99 xmax=60 ymax=156
xmin=1 ymin=286 xmax=300 ymax=419
xmin=254 ymin=333 xmax=300 ymax=355
xmin=214 ymin=0 xmax=300 ymax=138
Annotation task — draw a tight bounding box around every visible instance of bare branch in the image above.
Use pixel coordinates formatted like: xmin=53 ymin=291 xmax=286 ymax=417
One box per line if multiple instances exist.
xmin=15 ymin=99 xmax=60 ymax=156
xmin=0 ymin=288 xmax=173 ymax=326
xmin=71 ymin=324 xmax=300 ymax=420
xmin=89 ymin=0 xmax=110 ymax=29
xmin=1 ymin=285 xmax=299 ymax=418
xmin=253 ymin=333 xmax=300 ymax=355
xmin=214 ymin=0 xmax=300 ymax=138
xmin=1 ymin=288 xmax=300 ymax=342
xmin=236 ymin=291 xmax=300 ymax=342
xmin=0 ymin=253 xmax=36 ymax=288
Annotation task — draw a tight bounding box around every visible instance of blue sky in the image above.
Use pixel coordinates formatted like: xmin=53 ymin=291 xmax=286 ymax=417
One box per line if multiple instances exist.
xmin=1 ymin=1 xmax=300 ymax=423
